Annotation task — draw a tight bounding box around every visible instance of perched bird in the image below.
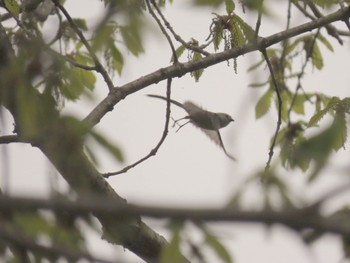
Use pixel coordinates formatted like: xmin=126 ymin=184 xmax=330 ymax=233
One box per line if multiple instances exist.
xmin=147 ymin=94 xmax=236 ymax=161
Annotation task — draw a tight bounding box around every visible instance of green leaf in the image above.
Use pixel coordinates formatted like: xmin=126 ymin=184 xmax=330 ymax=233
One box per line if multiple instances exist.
xmin=4 ymin=0 xmax=20 ymax=18
xmin=331 ymin=112 xmax=347 ymax=151
xmin=285 ymin=38 xmax=303 ymax=56
xmin=233 ymin=14 xmax=255 ymax=42
xmin=311 ymin=43 xmax=323 ymax=70
xmin=14 ymin=213 xmax=53 ymax=237
xmin=171 ymin=45 xmax=186 ymax=62
xmin=280 ymin=90 xmax=292 ymax=122
xmin=292 ymin=94 xmax=306 ymax=115
xmin=79 ymin=69 xmax=96 ymax=90
xmin=213 ymin=24 xmax=224 ymax=51
xmin=92 ymin=22 xmax=116 ymax=52
xmin=91 ymin=131 xmax=124 ymax=162
xmin=194 ymin=0 xmax=224 ymax=6
xmin=230 ymin=19 xmax=246 ymax=47
xmin=205 ymin=231 xmax=232 ymax=263
xmin=225 ymin=0 xmax=235 ymax=14
xmin=120 ymin=21 xmax=144 ymax=56
xmin=293 ymin=111 xmax=347 ymax=180
xmin=255 ymin=88 xmax=273 ymax=119
xmin=161 ymin=225 xmax=183 ymax=263
xmin=74 ymin=52 xmax=94 ymax=66
xmin=308 ymin=96 xmax=340 ymax=127
xmin=247 ymin=59 xmax=264 ymax=72
xmin=110 ymin=45 xmax=124 ymax=75
xmin=308 ymin=109 xmax=328 ymax=127
xmin=191 ymin=52 xmax=204 ymax=81
xmin=317 ymin=33 xmax=334 ymax=52
xmin=73 ymin=18 xmax=88 ymax=31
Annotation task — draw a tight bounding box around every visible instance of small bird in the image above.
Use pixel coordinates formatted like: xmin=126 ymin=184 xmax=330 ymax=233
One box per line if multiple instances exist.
xmin=147 ymin=94 xmax=236 ymax=161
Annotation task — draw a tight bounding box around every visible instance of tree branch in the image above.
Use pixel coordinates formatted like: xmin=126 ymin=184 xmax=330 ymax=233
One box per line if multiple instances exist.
xmin=0 ymin=195 xmax=350 ymax=237
xmin=0 ymin=24 xmax=185 ymax=263
xmin=84 ymin=6 xmax=350 ymax=127
xmin=261 ymin=49 xmax=282 ymax=171
xmin=103 ymin=78 xmax=172 ymax=177
xmin=149 ymin=0 xmax=210 ymax=57
xmin=146 ymin=0 xmax=178 ymax=62
xmin=0 ymin=135 xmax=20 ymax=144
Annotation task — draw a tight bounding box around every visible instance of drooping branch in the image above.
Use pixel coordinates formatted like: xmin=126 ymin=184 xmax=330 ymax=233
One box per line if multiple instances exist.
xmin=84 ymin=6 xmax=350 ymax=127
xmin=261 ymin=49 xmax=282 ymax=171
xmin=103 ymin=78 xmax=173 ymax=177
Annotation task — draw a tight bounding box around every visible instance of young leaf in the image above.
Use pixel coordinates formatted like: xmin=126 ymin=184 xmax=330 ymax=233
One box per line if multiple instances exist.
xmin=308 ymin=109 xmax=328 ymax=127
xmin=311 ymin=43 xmax=323 ymax=70
xmin=317 ymin=33 xmax=334 ymax=52
xmin=120 ymin=22 xmax=144 ymax=56
xmin=73 ymin=18 xmax=88 ymax=31
xmin=90 ymin=131 xmax=124 ymax=162
xmin=308 ymin=96 xmax=340 ymax=127
xmin=110 ymin=45 xmax=124 ymax=75
xmin=233 ymin=14 xmax=255 ymax=42
xmin=225 ymin=0 xmax=235 ymax=14
xmin=213 ymin=23 xmax=224 ymax=51
xmin=205 ymin=231 xmax=232 ymax=263
xmin=292 ymin=94 xmax=306 ymax=115
xmin=171 ymin=45 xmax=186 ymax=62
xmin=230 ymin=19 xmax=246 ymax=47
xmin=4 ymin=0 xmax=20 ymax=18
xmin=255 ymin=88 xmax=273 ymax=119
xmin=191 ymin=52 xmax=204 ymax=81
xmin=161 ymin=225 xmax=183 ymax=263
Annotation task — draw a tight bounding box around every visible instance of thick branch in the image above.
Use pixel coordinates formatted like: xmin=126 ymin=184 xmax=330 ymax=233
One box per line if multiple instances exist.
xmin=0 ymin=195 xmax=350 ymax=237
xmin=84 ymin=6 xmax=350 ymax=127
xmin=0 ymin=24 xmax=184 ymax=263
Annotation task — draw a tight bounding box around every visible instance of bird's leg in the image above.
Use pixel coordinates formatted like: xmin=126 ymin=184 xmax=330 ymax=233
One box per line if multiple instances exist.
xmin=175 ymin=120 xmax=191 ymax=132
xmin=172 ymin=116 xmax=190 ymax=132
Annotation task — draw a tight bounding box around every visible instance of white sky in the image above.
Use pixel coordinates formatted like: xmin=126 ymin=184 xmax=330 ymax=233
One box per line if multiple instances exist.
xmin=1 ymin=1 xmax=350 ymax=262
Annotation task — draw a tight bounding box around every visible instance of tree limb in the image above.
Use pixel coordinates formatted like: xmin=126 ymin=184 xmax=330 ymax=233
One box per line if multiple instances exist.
xmin=0 ymin=195 xmax=350 ymax=237
xmin=84 ymin=6 xmax=350 ymax=127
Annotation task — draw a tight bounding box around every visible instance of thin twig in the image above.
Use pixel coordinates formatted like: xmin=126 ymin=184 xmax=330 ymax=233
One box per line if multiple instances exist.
xmin=0 ymin=135 xmax=20 ymax=144
xmin=103 ymin=78 xmax=172 ymax=177
xmin=254 ymin=0 xmax=264 ymax=40
xmin=261 ymin=48 xmax=282 ymax=171
xmin=279 ymin=0 xmax=292 ymax=73
xmin=149 ymin=0 xmax=210 ymax=57
xmin=47 ymin=49 xmax=97 ymax=71
xmin=293 ymin=1 xmax=343 ymax=45
xmin=146 ymin=0 xmax=178 ymax=62
xmin=287 ymin=29 xmax=320 ymax=125
xmin=52 ymin=0 xmax=115 ymax=91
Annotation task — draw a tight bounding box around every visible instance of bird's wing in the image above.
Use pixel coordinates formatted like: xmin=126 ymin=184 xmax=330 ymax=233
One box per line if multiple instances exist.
xmin=182 ymin=101 xmax=205 ymax=114
xmin=198 ymin=128 xmax=237 ymax=161
xmin=183 ymin=101 xmax=221 ymax=130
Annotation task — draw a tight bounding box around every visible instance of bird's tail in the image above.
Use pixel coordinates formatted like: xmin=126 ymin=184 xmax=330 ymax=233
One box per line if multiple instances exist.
xmin=147 ymin=94 xmax=184 ymax=109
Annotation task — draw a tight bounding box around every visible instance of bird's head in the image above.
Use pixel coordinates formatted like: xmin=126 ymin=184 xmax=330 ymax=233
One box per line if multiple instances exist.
xmin=217 ymin=113 xmax=234 ymax=128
